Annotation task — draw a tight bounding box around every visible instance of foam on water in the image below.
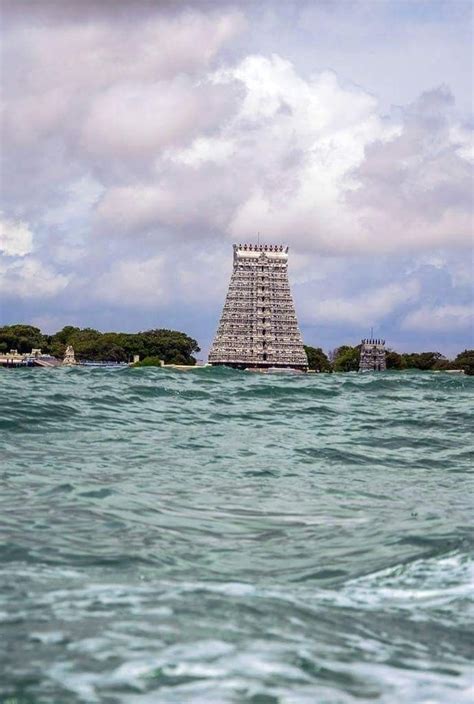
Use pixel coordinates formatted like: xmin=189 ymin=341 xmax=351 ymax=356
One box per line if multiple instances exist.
xmin=0 ymin=368 xmax=473 ymax=702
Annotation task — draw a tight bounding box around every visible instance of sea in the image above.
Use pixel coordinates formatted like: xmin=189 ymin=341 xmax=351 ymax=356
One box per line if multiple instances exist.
xmin=1 ymin=367 xmax=473 ymax=703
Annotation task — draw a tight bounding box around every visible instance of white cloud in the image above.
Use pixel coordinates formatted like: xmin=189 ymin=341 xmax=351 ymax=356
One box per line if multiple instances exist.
xmin=0 ymin=216 xmax=34 ymax=256
xmin=302 ymin=280 xmax=420 ymax=327
xmin=449 ymin=124 xmax=474 ymax=163
xmin=92 ymin=54 xmax=472 ymax=258
xmin=349 ymin=88 xmax=473 ymax=252
xmin=402 ymin=304 xmax=474 ymax=332
xmin=0 ymin=258 xmax=69 ymax=297
xmin=82 ymin=77 xmax=239 ymax=160
xmin=94 ymin=256 xmax=169 ymax=306
xmin=42 ymin=176 xmax=104 ymax=227
xmin=3 ymin=5 xmax=472 ymax=259
xmin=3 ymin=9 xmax=245 ymax=154
xmin=95 ymin=55 xmax=398 ymax=251
xmin=0 ymin=1 xmax=472 ymax=356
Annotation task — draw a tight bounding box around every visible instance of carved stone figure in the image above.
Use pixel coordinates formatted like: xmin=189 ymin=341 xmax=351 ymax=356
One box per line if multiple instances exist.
xmin=62 ymin=345 xmax=77 ymax=366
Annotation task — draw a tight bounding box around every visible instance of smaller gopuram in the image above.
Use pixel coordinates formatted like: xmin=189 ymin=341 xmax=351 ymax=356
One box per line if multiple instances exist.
xmin=62 ymin=345 xmax=77 ymax=366
xmin=359 ymin=338 xmax=386 ymax=372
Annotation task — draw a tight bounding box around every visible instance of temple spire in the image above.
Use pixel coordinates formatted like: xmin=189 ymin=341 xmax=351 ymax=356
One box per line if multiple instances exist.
xmin=209 ymin=244 xmax=308 ymax=371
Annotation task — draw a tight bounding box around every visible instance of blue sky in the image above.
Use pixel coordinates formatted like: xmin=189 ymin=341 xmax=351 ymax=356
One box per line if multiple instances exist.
xmin=0 ymin=0 xmax=472 ymax=357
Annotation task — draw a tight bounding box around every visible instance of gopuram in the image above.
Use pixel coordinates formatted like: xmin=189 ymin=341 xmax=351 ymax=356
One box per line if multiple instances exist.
xmin=209 ymin=244 xmax=308 ymax=371
xmin=359 ymin=338 xmax=386 ymax=372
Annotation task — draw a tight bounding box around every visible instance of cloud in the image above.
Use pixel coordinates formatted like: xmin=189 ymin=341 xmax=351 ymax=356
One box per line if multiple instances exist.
xmin=302 ymin=280 xmax=420 ymax=327
xmin=93 ymin=57 xmax=471 ymax=257
xmin=3 ymin=8 xmax=245 ymax=102
xmin=1 ymin=6 xmax=245 ymax=207
xmin=3 ymin=3 xmax=472 ymax=258
xmin=0 ymin=216 xmax=34 ymax=256
xmin=0 ymin=1 xmax=472 ymax=356
xmin=402 ymin=304 xmax=474 ymax=332
xmin=349 ymin=87 xmax=473 ymax=252
xmin=94 ymin=55 xmax=397 ymax=250
xmin=292 ymin=0 xmax=473 ymax=115
xmin=94 ymin=256 xmax=169 ymax=307
xmin=0 ymin=216 xmax=69 ymax=300
xmin=82 ymin=77 xmax=239 ymax=162
xmin=41 ymin=176 xmax=104 ymax=228
xmin=0 ymin=258 xmax=69 ymax=298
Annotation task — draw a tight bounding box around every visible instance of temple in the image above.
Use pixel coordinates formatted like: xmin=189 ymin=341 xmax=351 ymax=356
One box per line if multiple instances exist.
xmin=209 ymin=244 xmax=308 ymax=371
xmin=359 ymin=338 xmax=386 ymax=372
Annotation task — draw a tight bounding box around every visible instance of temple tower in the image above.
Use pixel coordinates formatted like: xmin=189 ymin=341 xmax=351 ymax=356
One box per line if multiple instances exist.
xmin=359 ymin=339 xmax=386 ymax=372
xmin=209 ymin=244 xmax=308 ymax=371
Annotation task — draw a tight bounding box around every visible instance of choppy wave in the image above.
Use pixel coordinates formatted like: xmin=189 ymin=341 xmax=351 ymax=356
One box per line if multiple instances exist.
xmin=0 ymin=368 xmax=473 ymax=702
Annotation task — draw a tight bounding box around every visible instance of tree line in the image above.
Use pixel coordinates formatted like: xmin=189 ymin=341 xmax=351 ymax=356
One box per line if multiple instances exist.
xmin=0 ymin=325 xmax=200 ymax=365
xmin=0 ymin=325 xmax=471 ymax=374
xmin=304 ymin=345 xmax=474 ymax=375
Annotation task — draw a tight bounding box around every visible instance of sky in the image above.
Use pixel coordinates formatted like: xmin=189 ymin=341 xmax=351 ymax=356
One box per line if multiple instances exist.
xmin=0 ymin=0 xmax=473 ymax=358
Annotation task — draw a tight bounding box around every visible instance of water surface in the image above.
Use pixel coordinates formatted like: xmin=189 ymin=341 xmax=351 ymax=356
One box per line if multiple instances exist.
xmin=1 ymin=368 xmax=473 ymax=702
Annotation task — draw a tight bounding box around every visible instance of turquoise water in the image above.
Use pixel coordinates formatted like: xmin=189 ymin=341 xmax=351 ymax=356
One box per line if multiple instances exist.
xmin=1 ymin=367 xmax=473 ymax=703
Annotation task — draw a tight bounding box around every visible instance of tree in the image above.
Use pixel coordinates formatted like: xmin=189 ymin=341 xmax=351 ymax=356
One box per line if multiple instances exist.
xmin=385 ymin=350 xmax=406 ymax=369
xmin=304 ymin=345 xmax=332 ymax=372
xmin=0 ymin=325 xmax=46 ymax=353
xmin=11 ymin=325 xmax=202 ymax=364
xmin=133 ymin=357 xmax=164 ymax=367
xmin=47 ymin=326 xmax=82 ymax=357
xmin=453 ymin=349 xmax=474 ymax=375
xmin=332 ymin=345 xmax=360 ymax=372
xmin=401 ymin=351 xmax=446 ymax=371
xmin=138 ymin=329 xmax=200 ymax=364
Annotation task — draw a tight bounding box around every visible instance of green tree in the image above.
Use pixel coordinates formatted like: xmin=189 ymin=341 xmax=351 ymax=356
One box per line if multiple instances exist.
xmin=304 ymin=345 xmax=332 ymax=372
xmin=0 ymin=325 xmax=46 ymax=353
xmin=25 ymin=325 xmax=201 ymax=364
xmin=48 ymin=326 xmax=82 ymax=357
xmin=133 ymin=357 xmax=164 ymax=368
xmin=385 ymin=350 xmax=406 ymax=369
xmin=453 ymin=349 xmax=474 ymax=375
xmin=401 ymin=351 xmax=446 ymax=370
xmin=138 ymin=329 xmax=200 ymax=364
xmin=332 ymin=345 xmax=360 ymax=372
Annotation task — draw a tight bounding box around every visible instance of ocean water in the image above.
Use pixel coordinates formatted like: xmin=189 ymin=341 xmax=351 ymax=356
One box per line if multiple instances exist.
xmin=0 ymin=367 xmax=473 ymax=704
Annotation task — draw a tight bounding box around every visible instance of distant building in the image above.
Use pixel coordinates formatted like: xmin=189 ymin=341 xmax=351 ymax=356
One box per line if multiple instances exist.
xmin=359 ymin=339 xmax=386 ymax=372
xmin=209 ymin=243 xmax=308 ymax=371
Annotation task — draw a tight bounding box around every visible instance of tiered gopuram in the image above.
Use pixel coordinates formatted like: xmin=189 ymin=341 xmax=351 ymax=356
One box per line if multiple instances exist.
xmin=209 ymin=244 xmax=308 ymax=371
xmin=359 ymin=339 xmax=386 ymax=372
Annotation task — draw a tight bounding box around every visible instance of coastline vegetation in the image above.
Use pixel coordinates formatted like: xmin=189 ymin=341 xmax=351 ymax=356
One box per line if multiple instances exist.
xmin=303 ymin=344 xmax=473 ymax=375
xmin=1 ymin=325 xmax=472 ymax=374
xmin=0 ymin=325 xmax=200 ymax=365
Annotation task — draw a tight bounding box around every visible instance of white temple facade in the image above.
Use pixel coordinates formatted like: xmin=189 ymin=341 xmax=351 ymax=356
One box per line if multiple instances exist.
xmin=209 ymin=244 xmax=308 ymax=371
